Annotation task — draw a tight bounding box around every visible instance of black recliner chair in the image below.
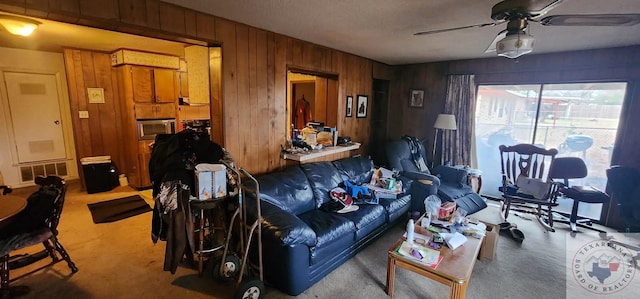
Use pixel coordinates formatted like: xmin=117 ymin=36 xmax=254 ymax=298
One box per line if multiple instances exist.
xmin=385 ymin=137 xmax=487 ymax=215
xmin=606 ymin=165 xmax=640 ymax=232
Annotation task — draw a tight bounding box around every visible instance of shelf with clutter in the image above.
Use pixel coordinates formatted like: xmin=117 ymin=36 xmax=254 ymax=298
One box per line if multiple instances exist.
xmin=281 ymin=122 xmax=359 ymax=163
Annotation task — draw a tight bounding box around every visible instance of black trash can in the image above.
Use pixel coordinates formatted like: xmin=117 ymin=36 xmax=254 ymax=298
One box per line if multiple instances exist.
xmin=81 ymin=156 xmax=119 ymax=194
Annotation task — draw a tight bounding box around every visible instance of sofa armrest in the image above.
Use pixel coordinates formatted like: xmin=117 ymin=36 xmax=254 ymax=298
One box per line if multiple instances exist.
xmin=247 ymin=198 xmax=317 ymax=247
xmin=431 ymin=165 xmax=468 ymax=187
xmin=400 ymin=171 xmax=441 ymax=188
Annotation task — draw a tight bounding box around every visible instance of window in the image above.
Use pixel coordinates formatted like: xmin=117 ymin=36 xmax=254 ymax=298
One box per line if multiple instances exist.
xmin=475 ymin=82 xmax=626 ymax=220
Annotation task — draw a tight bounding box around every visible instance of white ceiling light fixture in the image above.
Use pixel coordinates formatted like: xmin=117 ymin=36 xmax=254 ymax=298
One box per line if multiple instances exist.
xmin=496 ymin=31 xmax=535 ymax=59
xmin=0 ymin=15 xmax=40 ymax=36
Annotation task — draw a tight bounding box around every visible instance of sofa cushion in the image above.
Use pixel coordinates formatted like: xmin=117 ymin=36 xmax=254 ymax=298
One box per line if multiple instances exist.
xmin=379 ymin=194 xmax=412 ymax=222
xmin=257 ymin=166 xmax=315 ymax=215
xmin=252 ymin=199 xmax=317 ymax=247
xmin=298 ymin=210 xmax=355 ymax=247
xmin=333 ymin=204 xmax=385 ymax=240
xmin=332 ymin=156 xmax=374 ymax=185
xmin=300 ymin=162 xmax=344 ymax=208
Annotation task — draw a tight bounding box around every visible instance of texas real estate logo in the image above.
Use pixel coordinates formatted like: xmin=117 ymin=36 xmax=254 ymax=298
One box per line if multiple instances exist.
xmin=568 ymin=236 xmax=638 ymax=298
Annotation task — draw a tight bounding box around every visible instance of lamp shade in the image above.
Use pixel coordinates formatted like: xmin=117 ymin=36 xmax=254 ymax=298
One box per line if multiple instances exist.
xmin=0 ymin=15 xmax=40 ymax=36
xmin=434 ymin=114 xmax=457 ymax=130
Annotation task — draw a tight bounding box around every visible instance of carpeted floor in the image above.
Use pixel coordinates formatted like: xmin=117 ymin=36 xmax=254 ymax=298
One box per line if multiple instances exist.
xmin=5 ymin=181 xmax=635 ymax=299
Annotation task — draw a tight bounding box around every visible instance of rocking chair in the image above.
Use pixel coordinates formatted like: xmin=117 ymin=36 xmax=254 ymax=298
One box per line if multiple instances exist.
xmin=499 ymin=144 xmax=560 ymax=232
xmin=1 ymin=176 xmax=78 ymax=297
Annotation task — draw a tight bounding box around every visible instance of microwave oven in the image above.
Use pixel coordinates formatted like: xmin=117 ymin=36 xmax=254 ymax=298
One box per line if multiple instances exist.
xmin=137 ymin=119 xmax=176 ymax=140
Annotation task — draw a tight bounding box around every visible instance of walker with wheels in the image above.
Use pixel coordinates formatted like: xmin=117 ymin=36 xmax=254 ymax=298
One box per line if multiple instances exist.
xmin=213 ymin=162 xmax=264 ymax=299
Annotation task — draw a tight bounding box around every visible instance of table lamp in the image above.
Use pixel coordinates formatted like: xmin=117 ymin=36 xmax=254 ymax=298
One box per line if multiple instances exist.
xmin=432 ymin=114 xmax=457 ymax=167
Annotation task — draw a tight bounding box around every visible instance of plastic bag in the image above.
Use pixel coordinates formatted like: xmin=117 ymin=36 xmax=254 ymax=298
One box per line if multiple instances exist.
xmin=424 ymin=195 xmax=441 ymax=218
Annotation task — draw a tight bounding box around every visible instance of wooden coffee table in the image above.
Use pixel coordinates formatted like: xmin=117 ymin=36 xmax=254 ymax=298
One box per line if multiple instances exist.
xmin=386 ymin=225 xmax=483 ymax=299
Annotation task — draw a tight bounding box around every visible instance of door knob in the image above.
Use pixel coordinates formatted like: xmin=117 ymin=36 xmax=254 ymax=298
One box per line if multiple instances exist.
xmin=54 ymin=120 xmax=60 ymax=125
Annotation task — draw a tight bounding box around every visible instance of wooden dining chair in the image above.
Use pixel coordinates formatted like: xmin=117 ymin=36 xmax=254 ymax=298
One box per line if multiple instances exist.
xmin=499 ymin=144 xmax=560 ymax=232
xmin=1 ymin=176 xmax=78 ymax=296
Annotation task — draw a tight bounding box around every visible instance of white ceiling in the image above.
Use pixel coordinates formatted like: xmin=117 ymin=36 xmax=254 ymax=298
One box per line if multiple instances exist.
xmin=163 ymin=0 xmax=640 ymax=65
xmin=0 ymin=14 xmax=188 ymax=58
xmin=1 ymin=0 xmax=639 ymax=65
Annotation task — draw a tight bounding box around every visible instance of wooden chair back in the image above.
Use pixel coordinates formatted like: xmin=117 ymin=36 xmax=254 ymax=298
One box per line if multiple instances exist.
xmin=34 ymin=176 xmax=67 ymax=235
xmin=499 ymin=144 xmax=558 ymax=184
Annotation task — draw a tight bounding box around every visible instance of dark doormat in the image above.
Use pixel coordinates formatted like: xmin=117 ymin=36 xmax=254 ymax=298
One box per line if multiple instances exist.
xmin=87 ymin=195 xmax=152 ymax=224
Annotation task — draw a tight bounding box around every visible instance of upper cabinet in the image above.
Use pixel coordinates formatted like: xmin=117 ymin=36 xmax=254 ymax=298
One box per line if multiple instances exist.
xmin=130 ymin=66 xmax=177 ymax=103
xmin=177 ymin=71 xmax=189 ymax=98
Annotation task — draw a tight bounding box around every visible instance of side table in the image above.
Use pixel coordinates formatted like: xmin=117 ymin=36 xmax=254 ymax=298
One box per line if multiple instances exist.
xmin=454 ymin=166 xmax=482 ymax=194
xmin=189 ymin=196 xmax=231 ymax=276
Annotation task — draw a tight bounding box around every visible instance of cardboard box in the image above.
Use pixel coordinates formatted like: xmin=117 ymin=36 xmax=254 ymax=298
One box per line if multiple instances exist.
xmin=195 ymin=163 xmax=227 ymax=200
xmin=478 ymin=221 xmax=499 ymax=260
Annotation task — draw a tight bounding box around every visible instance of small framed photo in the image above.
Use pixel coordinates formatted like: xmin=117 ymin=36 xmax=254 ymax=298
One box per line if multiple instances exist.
xmin=409 ymin=89 xmax=424 ymax=108
xmin=356 ymin=95 xmax=368 ymax=118
xmin=346 ymin=96 xmax=353 ymax=117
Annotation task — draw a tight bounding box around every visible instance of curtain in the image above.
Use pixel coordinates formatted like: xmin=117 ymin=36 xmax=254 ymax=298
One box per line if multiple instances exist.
xmin=442 ymin=74 xmax=476 ymax=166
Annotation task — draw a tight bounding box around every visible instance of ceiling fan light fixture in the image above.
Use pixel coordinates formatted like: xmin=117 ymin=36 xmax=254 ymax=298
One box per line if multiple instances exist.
xmin=0 ymin=15 xmax=40 ymax=36
xmin=496 ymin=32 xmax=534 ymax=59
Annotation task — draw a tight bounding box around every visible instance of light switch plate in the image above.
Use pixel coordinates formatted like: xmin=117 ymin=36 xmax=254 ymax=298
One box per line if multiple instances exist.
xmin=79 ymin=111 xmax=89 ymax=118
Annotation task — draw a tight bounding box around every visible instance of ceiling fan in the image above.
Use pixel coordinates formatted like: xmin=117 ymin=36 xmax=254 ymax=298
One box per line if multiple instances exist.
xmin=414 ymin=0 xmax=640 ymax=58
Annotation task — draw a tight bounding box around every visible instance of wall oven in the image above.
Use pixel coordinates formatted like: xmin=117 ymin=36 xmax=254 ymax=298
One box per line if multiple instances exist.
xmin=137 ymin=119 xmax=176 ymax=140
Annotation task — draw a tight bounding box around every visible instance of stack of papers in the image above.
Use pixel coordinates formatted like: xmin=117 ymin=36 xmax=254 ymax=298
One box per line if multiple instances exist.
xmin=394 ymin=241 xmax=443 ymax=269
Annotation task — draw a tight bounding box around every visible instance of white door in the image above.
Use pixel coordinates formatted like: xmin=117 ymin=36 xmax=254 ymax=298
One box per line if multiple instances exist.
xmin=4 ymin=72 xmax=66 ymax=163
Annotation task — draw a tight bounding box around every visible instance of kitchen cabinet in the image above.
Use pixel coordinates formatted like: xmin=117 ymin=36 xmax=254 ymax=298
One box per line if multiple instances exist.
xmin=178 ymin=104 xmax=210 ymax=121
xmin=177 ymin=71 xmax=189 ymax=97
xmin=116 ymin=65 xmax=178 ymax=188
xmin=137 ymin=140 xmax=154 ymax=188
xmin=135 ymin=103 xmax=175 ymax=119
xmin=131 ymin=66 xmax=177 ymax=103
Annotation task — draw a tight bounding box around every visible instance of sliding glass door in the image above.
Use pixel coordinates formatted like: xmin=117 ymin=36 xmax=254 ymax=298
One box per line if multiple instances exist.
xmin=474 ymin=82 xmax=626 ymax=220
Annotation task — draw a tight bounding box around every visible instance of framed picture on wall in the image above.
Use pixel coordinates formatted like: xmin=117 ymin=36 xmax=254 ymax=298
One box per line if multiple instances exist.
xmin=346 ymin=96 xmax=353 ymax=117
xmin=356 ymin=95 xmax=368 ymax=118
xmin=409 ymin=89 xmax=424 ymax=108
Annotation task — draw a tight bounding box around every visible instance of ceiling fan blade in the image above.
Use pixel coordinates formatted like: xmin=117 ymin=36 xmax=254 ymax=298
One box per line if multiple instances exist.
xmin=529 ymin=0 xmax=566 ymax=18
xmin=414 ymin=21 xmax=502 ymax=36
xmin=540 ymin=14 xmax=640 ymax=26
xmin=485 ymin=29 xmax=508 ymax=53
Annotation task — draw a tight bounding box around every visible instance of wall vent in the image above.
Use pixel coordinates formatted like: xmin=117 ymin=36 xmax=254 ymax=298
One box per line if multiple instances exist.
xmin=19 ymin=162 xmax=68 ymax=183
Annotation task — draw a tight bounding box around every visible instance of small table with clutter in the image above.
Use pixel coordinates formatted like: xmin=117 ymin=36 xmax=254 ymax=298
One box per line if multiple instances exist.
xmin=386 ymin=211 xmax=487 ymax=299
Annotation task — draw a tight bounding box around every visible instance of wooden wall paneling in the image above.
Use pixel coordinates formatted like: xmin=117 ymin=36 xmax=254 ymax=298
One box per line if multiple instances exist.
xmin=314 ymin=76 xmax=327 ymax=124
xmin=246 ymin=26 xmax=259 ymax=172
xmin=291 ymin=39 xmax=303 ymax=68
xmin=94 ymin=52 xmax=125 ymax=170
xmin=255 ymin=28 xmax=270 ymax=173
xmin=144 ymin=0 xmax=160 ymax=29
xmin=272 ymin=34 xmax=287 ymax=171
xmin=196 ymin=12 xmax=215 ymax=41
xmin=184 ymin=9 xmax=196 ymax=37
xmin=235 ymin=24 xmax=252 ymax=172
xmin=25 ymin=0 xmax=48 ymax=18
xmin=0 ymin=0 xmax=25 ymax=14
xmin=158 ymin=1 xmax=185 ymax=34
xmin=215 ymin=18 xmax=240 ymax=165
xmin=301 ymin=42 xmax=314 ymax=70
xmin=326 ymin=77 xmax=338 ymax=128
xmin=81 ymin=52 xmax=107 ymax=157
xmin=62 ymin=49 xmax=87 ymax=189
xmin=47 ymin=0 xmax=80 ymax=23
xmin=209 ymin=47 xmax=224 ymax=145
xmin=372 ymin=61 xmax=393 ymax=80
xmin=118 ymin=0 xmax=148 ymax=27
xmin=79 ymin=0 xmax=118 ymax=20
xmin=332 ymin=51 xmax=345 ymax=131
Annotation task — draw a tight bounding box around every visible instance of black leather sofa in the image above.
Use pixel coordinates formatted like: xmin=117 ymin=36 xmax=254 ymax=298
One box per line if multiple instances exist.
xmin=386 ymin=138 xmax=487 ymax=215
xmin=245 ymin=156 xmax=416 ymax=295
